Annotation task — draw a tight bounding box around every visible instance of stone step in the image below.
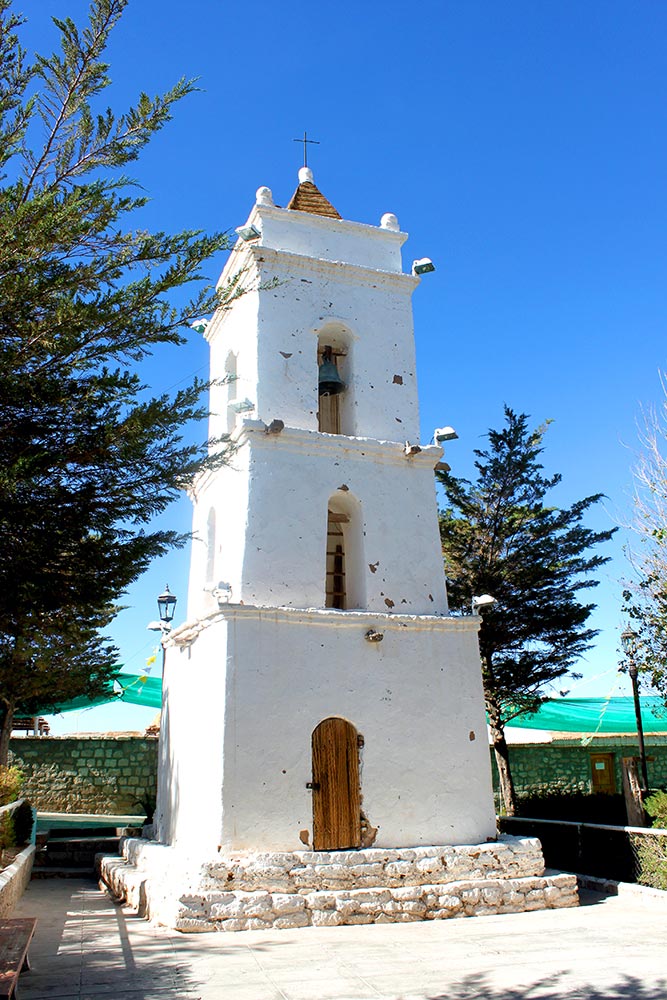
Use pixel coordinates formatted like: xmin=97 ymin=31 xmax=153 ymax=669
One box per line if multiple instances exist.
xmin=31 ymin=866 xmax=97 ymax=879
xmin=33 ymin=836 xmax=121 ymax=871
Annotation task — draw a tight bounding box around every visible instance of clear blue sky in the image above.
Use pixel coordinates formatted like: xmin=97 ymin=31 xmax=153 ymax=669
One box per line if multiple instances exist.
xmin=19 ymin=1 xmax=667 ymax=732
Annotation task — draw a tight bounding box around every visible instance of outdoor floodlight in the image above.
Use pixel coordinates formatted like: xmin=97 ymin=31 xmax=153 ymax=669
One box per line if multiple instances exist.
xmin=231 ymin=398 xmax=255 ymax=413
xmin=235 ymin=223 xmax=261 ymax=242
xmin=433 ymin=426 xmax=459 ymax=444
xmin=412 ymin=258 xmax=435 ymax=276
xmin=472 ymin=594 xmax=496 ymax=614
xmin=190 ymin=318 xmax=209 ymax=335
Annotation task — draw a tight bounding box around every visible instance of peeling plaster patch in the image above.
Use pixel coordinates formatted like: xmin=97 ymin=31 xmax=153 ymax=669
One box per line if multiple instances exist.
xmin=428 ymin=594 xmax=434 ymax=601
xmin=393 ymin=374 xmax=403 ymax=385
xmin=469 ymin=731 xmax=476 ymax=741
xmin=369 ymin=562 xmax=379 ymax=574
xmin=338 ymin=484 xmax=349 ymax=492
xmin=384 ymin=598 xmax=395 ymax=609
xmin=279 ymin=351 xmax=293 ymax=358
xmin=360 ymin=810 xmax=378 ymax=847
xmin=299 ymin=830 xmax=310 ymax=846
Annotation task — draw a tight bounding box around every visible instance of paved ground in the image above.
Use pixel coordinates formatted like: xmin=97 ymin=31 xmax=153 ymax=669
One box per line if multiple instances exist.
xmin=11 ymin=877 xmax=667 ymax=1000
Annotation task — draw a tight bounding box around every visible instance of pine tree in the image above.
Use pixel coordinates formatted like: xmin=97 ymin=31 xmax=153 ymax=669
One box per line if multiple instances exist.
xmin=0 ymin=0 xmax=234 ymax=760
xmin=438 ymin=407 xmax=615 ymax=814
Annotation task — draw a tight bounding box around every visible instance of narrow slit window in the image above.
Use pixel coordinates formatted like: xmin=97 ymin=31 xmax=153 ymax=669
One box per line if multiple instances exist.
xmin=325 ymin=511 xmax=349 ymax=608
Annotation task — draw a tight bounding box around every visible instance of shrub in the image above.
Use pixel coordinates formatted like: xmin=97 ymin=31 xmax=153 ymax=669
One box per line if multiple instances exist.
xmin=644 ymin=789 xmax=667 ymax=828
xmin=515 ymin=790 xmax=628 ymax=824
xmin=11 ymin=801 xmax=34 ymax=846
xmin=0 ymin=766 xmax=23 ymax=806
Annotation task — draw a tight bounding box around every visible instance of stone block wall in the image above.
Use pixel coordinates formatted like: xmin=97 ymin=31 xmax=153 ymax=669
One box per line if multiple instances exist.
xmin=8 ymin=736 xmax=158 ymax=815
xmin=491 ymin=737 xmax=667 ymax=806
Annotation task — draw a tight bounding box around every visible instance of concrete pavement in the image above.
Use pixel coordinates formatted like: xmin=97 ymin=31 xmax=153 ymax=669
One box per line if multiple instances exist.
xmin=12 ymin=876 xmax=667 ymax=1000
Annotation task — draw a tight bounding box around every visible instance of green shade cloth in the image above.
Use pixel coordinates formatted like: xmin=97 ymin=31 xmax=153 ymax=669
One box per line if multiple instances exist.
xmin=31 ymin=676 xmax=667 ymax=734
xmin=511 ymin=696 xmax=667 ymax=733
xmin=24 ymin=673 xmax=163 ymax=716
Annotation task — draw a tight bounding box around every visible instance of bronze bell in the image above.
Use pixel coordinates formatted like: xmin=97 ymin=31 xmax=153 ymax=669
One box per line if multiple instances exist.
xmin=318 ymin=346 xmax=345 ymax=396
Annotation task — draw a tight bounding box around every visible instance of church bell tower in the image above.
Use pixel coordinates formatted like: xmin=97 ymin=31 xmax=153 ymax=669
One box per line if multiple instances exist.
xmin=156 ymin=167 xmax=497 ymax=855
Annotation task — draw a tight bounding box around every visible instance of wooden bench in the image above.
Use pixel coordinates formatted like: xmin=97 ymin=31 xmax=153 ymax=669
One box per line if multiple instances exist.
xmin=0 ymin=918 xmax=36 ymax=999
xmin=12 ymin=717 xmax=50 ymax=736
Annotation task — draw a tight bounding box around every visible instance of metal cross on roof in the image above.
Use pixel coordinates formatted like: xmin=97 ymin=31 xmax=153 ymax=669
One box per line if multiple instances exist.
xmin=293 ymin=130 xmax=320 ymax=168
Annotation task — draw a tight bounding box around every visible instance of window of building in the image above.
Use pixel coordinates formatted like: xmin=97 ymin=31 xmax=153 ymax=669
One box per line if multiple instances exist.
xmin=325 ymin=510 xmax=348 ymax=608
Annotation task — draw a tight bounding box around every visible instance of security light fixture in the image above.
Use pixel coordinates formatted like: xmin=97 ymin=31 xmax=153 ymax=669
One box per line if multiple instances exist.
xmin=412 ymin=258 xmax=435 ymax=276
xmin=235 ymin=223 xmax=261 ymax=242
xmin=472 ymin=594 xmax=496 ymax=614
xmin=433 ymin=426 xmax=459 ymax=444
xmin=231 ymin=398 xmax=255 ymax=413
xmin=190 ymin=318 xmax=209 ymax=334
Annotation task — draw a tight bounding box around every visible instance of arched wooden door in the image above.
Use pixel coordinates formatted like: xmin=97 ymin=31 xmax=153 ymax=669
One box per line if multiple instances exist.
xmin=311 ymin=717 xmax=361 ymax=851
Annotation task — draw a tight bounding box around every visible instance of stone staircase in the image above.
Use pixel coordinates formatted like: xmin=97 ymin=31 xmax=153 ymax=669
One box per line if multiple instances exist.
xmin=33 ymin=828 xmax=122 ymax=879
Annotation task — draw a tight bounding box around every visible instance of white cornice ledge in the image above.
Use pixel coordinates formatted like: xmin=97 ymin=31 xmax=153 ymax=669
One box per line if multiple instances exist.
xmin=249 ymin=246 xmax=419 ymax=291
xmin=250 ymin=203 xmax=409 ymax=246
xmin=233 ymin=421 xmax=442 ymax=467
xmin=168 ymin=605 xmax=478 ymax=648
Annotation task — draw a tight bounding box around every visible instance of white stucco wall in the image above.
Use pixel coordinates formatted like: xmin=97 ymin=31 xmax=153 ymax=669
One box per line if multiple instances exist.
xmin=162 ymin=174 xmax=497 ymax=863
xmin=187 ymin=425 xmax=447 ymax=618
xmin=205 ymin=201 xmax=421 ymax=444
xmin=161 ymin=607 xmax=496 ymax=855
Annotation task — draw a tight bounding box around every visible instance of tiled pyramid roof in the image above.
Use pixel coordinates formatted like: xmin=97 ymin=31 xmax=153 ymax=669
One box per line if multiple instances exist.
xmin=286 ymin=180 xmax=342 ymax=220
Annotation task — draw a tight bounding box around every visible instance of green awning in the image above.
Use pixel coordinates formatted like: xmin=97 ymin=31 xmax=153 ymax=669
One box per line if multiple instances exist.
xmin=24 ymin=673 xmax=163 ymax=716
xmin=510 ymin=696 xmax=667 ymax=733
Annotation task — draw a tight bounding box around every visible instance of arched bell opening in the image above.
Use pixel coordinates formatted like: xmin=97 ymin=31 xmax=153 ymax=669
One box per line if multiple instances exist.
xmin=205 ymin=507 xmax=216 ymax=585
xmin=225 ymin=351 xmax=238 ymax=434
xmin=316 ymin=327 xmax=354 ymax=435
xmin=310 ymin=717 xmax=362 ymax=851
xmin=325 ymin=491 xmax=366 ymax=610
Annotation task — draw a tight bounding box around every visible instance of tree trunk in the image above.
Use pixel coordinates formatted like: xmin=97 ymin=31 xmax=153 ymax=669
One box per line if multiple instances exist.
xmin=0 ymin=701 xmax=15 ymax=767
xmin=486 ymin=697 xmax=517 ymax=816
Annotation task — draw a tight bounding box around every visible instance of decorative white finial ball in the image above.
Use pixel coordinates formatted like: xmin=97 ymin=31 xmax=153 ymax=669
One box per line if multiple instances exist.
xmin=381 ymin=213 xmax=400 ymax=231
xmin=298 ymin=166 xmax=314 ymax=184
xmin=256 ymin=186 xmax=274 ymax=206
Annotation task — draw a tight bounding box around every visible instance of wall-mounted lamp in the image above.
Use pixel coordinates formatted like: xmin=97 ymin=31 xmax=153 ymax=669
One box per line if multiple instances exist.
xmin=412 ymin=257 xmax=435 ymax=276
xmin=472 ymin=594 xmax=496 ymax=614
xmin=365 ymin=629 xmax=384 ymax=643
xmin=157 ymin=585 xmax=177 ymax=626
xmin=231 ymin=398 xmax=255 ymax=413
xmin=190 ymin=318 xmax=209 ymax=335
xmin=433 ymin=426 xmax=458 ymax=444
xmin=235 ymin=223 xmax=261 ymax=242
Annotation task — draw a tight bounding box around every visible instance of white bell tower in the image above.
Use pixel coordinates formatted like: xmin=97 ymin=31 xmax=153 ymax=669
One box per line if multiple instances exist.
xmin=156 ymin=167 xmax=497 ymax=855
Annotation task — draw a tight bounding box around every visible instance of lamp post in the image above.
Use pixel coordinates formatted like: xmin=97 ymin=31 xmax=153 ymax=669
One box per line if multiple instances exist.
xmin=621 ymin=626 xmax=649 ymax=795
xmin=148 ymin=586 xmax=177 ymax=673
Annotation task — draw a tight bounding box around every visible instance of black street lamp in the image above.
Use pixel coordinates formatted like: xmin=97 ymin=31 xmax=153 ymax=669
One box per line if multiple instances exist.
xmin=157 ymin=585 xmax=177 ymax=628
xmin=621 ymin=626 xmax=649 ymax=795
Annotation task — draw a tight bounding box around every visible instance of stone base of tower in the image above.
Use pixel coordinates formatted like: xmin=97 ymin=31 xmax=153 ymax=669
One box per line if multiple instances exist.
xmin=99 ymin=835 xmax=578 ymax=932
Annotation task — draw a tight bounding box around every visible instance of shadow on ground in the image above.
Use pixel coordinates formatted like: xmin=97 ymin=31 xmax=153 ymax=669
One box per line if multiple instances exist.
xmin=424 ymin=973 xmax=667 ymax=1000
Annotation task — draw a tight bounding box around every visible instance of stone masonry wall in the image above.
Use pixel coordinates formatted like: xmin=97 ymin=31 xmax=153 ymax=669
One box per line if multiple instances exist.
xmin=10 ymin=734 xmax=666 ymax=817
xmin=491 ymin=737 xmax=667 ymax=807
xmin=8 ymin=736 xmax=157 ymax=815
